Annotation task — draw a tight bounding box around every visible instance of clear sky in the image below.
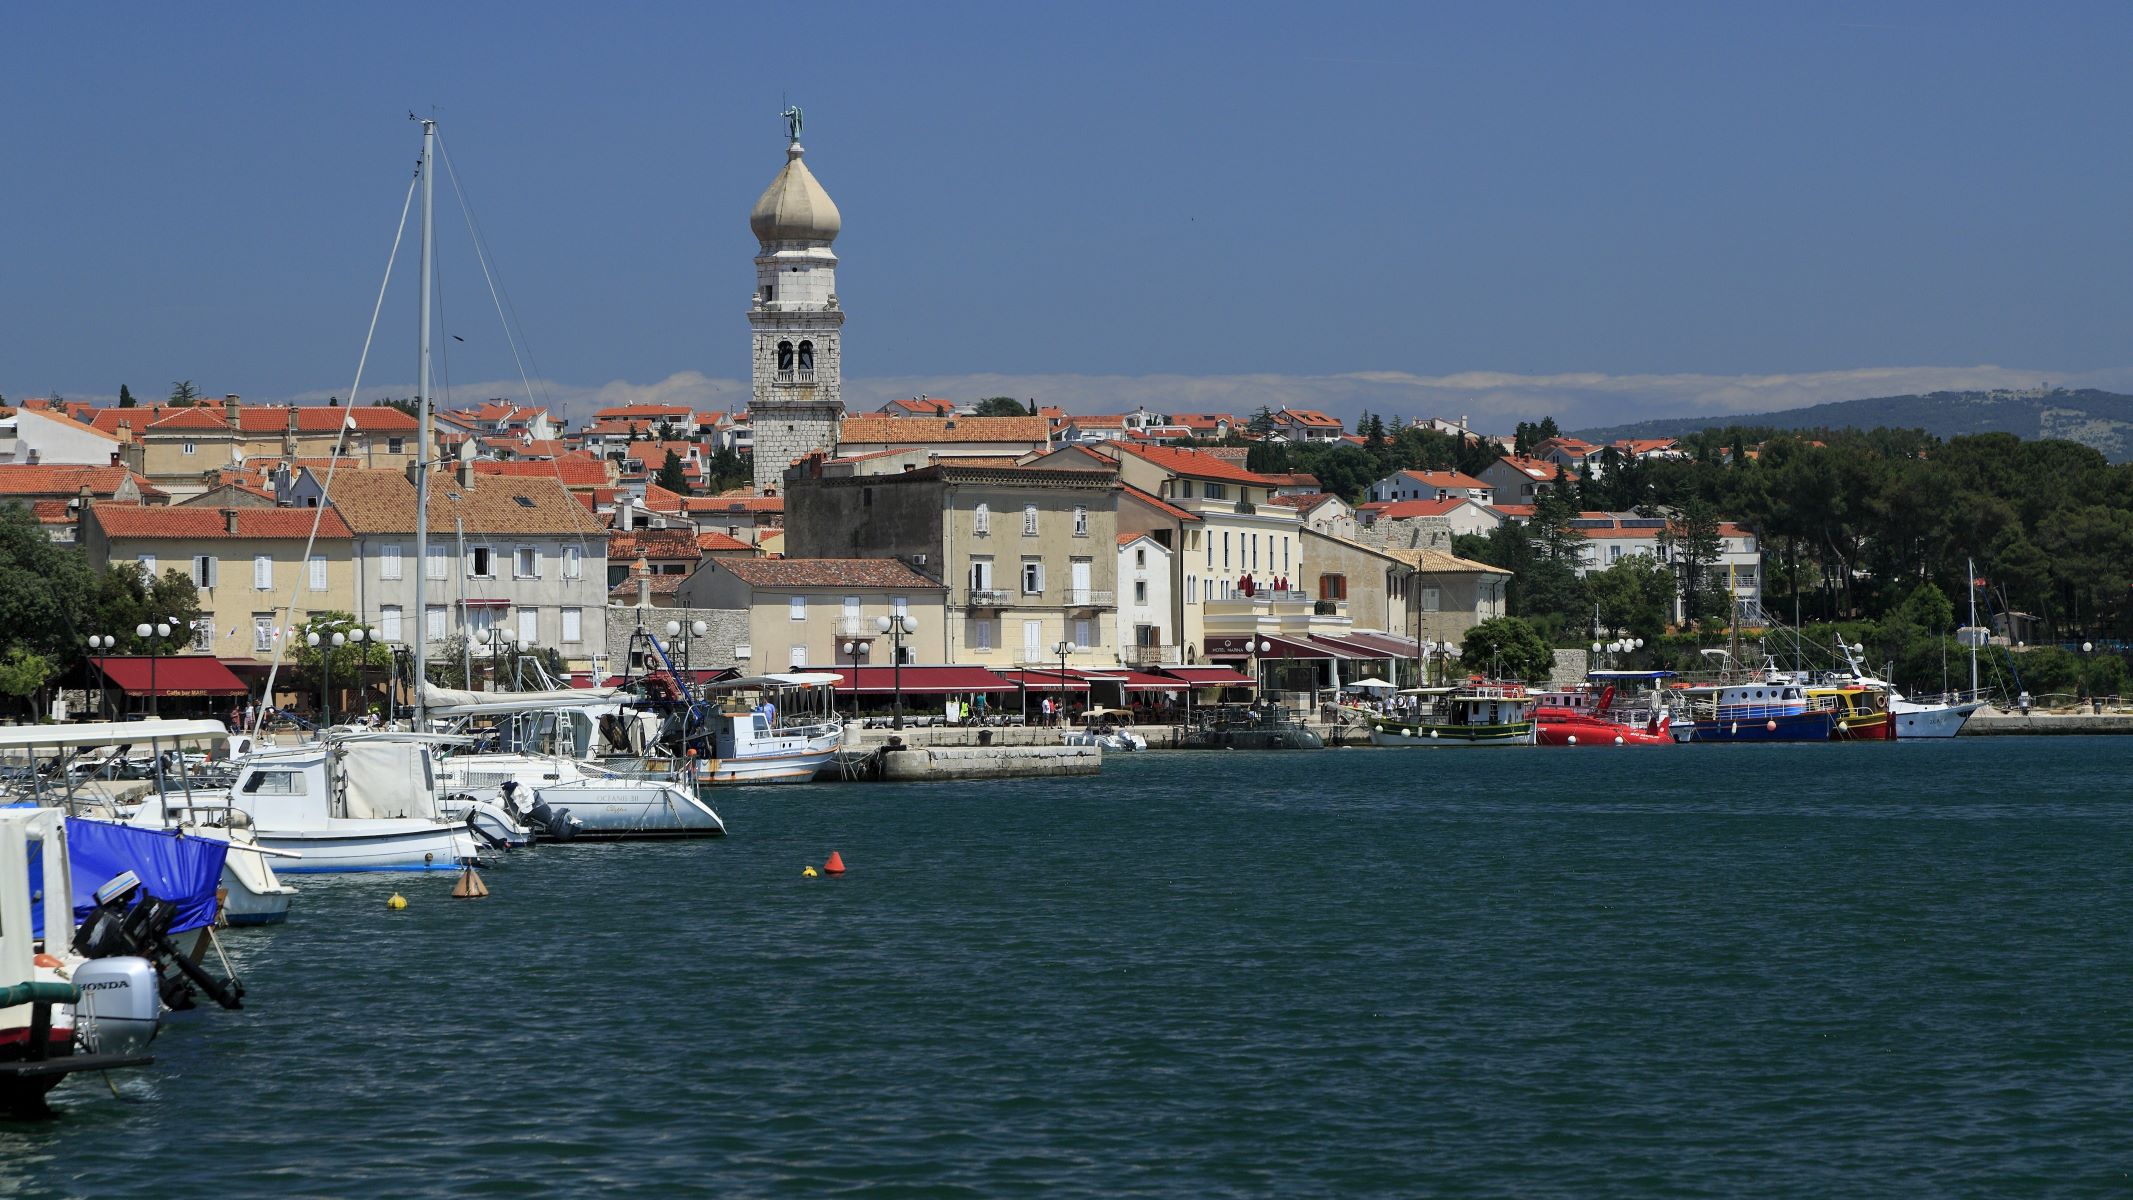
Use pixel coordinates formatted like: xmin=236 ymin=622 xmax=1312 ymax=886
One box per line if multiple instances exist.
xmin=6 ymin=2 xmax=2131 ymax=430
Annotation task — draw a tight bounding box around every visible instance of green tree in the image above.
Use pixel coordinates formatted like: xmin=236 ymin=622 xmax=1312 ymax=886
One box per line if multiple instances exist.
xmin=973 ymin=396 xmax=1027 ymax=417
xmin=1660 ymin=499 xmax=1728 ymax=629
xmin=1461 ymin=616 xmax=1557 ymax=682
xmin=0 ymin=503 xmax=96 ymax=659
xmin=1586 ymin=554 xmax=1674 ymax=642
xmin=1247 ymin=406 xmax=1275 ymax=437
xmin=0 ymin=648 xmax=55 ymax=716
xmin=292 ymin=611 xmax=393 ymax=720
xmin=427 ymin=634 xmax=471 ymax=689
xmin=118 ymin=384 xmax=137 ymax=409
xmin=169 ymin=379 xmax=201 ymax=407
xmin=655 ymin=449 xmax=691 ymax=495
xmin=373 ymin=397 xmax=420 ymax=418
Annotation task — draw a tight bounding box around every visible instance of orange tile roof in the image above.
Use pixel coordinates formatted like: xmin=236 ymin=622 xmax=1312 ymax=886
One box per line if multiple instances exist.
xmin=606 ymin=528 xmax=701 ymax=561
xmin=1274 ymin=407 xmax=1341 ymax=427
xmin=313 ymin=468 xmax=603 ymax=536
xmin=1390 ymin=469 xmax=1490 ymax=490
xmin=837 ymin=415 xmax=1052 ymax=445
xmin=1119 ymin=483 xmax=1201 ymax=524
xmin=90 ymin=501 xmax=352 ymax=539
xmin=473 ymin=458 xmax=610 ymax=488
xmin=697 ymin=531 xmax=753 ymax=552
xmin=1115 ymin=443 xmax=1281 ymax=486
xmin=0 ymin=465 xmax=163 ymax=499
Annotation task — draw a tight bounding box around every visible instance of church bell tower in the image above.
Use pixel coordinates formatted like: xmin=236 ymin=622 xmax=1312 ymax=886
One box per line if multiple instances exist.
xmin=747 ymin=106 xmax=845 ymax=495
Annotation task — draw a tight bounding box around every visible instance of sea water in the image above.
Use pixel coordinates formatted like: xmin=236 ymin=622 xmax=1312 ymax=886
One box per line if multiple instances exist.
xmin=3 ymin=739 xmax=2128 ymax=1197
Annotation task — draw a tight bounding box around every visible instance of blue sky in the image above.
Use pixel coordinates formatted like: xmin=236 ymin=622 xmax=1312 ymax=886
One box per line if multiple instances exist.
xmin=6 ymin=2 xmax=2132 ymax=430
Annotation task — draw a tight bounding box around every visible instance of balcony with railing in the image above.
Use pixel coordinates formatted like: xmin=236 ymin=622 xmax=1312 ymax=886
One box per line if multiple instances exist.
xmin=1064 ymin=588 xmax=1114 ymax=609
xmin=775 ymin=368 xmax=818 ymax=385
xmin=1124 ymin=643 xmax=1177 ymax=668
xmin=962 ymin=588 xmax=1015 ymax=609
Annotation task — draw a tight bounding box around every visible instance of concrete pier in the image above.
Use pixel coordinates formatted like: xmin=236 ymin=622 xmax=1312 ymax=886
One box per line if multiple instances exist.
xmin=1963 ymin=705 xmax=2133 ymax=735
xmin=877 ymin=744 xmax=1102 ymax=781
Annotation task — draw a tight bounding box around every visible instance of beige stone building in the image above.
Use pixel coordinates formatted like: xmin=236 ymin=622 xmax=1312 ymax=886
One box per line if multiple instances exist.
xmin=79 ymin=502 xmax=358 ymax=663
xmin=782 ymin=462 xmax=1118 ymax=670
xmin=102 ymin=397 xmax=420 ymax=498
xmin=1384 ymin=548 xmax=1513 ymax=646
xmin=675 ymin=557 xmax=946 ymax=672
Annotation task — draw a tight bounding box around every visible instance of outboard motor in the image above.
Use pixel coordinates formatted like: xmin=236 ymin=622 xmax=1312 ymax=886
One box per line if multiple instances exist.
xmin=75 ymin=872 xmax=245 ymax=1011
xmin=70 ymin=957 xmax=161 ymax=1056
xmin=458 ymin=797 xmax=532 ymax=851
xmin=525 ymin=799 xmax=580 ymax=842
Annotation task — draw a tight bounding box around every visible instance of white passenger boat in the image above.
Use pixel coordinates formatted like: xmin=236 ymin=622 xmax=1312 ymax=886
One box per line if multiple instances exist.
xmin=692 ymin=674 xmax=844 ymax=786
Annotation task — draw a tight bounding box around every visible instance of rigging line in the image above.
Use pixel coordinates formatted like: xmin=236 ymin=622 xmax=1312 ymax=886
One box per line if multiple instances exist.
xmin=435 ymin=130 xmax=599 ymax=562
xmin=249 ymin=167 xmax=421 ymax=743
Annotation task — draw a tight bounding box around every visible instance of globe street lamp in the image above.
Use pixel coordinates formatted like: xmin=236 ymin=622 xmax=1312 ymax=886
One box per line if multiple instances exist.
xmin=1249 ymin=638 xmax=1272 ymax=700
xmin=137 ymin=620 xmax=172 ymax=716
xmin=349 ymin=626 xmax=373 ymax=723
xmin=874 ymin=613 xmax=917 ymax=729
xmin=1053 ymin=639 xmax=1078 ymax=725
xmin=842 ymin=638 xmax=870 ymax=719
xmin=87 ymin=634 xmax=116 ymax=718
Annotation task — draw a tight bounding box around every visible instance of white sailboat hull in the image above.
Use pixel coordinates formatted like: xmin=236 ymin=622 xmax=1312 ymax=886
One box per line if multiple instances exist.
xmin=523 ymin=780 xmax=726 ymax=836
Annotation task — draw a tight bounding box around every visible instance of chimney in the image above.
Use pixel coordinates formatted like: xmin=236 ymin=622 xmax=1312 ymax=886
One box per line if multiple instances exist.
xmin=221 ymin=507 xmax=240 ymax=535
xmin=225 ymin=394 xmax=241 ymax=424
xmin=75 ymin=487 xmax=93 ymax=546
xmin=620 ymin=502 xmax=634 ymax=532
xmin=457 ymin=453 xmax=474 ymax=489
xmin=285 ymin=404 xmax=300 ymax=435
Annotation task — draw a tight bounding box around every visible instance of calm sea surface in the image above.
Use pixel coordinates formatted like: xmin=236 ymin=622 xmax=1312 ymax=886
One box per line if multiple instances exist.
xmin=4 ymin=740 xmax=2130 ymax=1197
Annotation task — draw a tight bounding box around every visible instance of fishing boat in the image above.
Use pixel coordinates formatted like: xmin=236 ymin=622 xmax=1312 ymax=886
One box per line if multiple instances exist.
xmin=141 ymin=738 xmax=480 ymax=872
xmin=1061 ymin=709 xmax=1149 ymax=752
xmin=1369 ymin=683 xmax=1537 ymax=746
xmin=693 ymin=674 xmax=845 ymax=786
xmin=1531 ymin=672 xmax=1674 ymax=746
xmin=1808 ymin=683 xmax=1894 ymax=740
xmin=0 ymin=807 xmax=158 ymax=1114
xmin=1669 ymin=667 xmax=1839 ymax=743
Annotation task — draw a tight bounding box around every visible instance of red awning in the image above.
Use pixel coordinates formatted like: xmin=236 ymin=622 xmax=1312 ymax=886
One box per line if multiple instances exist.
xmin=827 ymin=666 xmax=1018 ymax=695
xmin=1113 ymin=671 xmax=1187 ymax=692
xmin=995 ymin=669 xmax=1091 ymax=692
xmin=91 ymin=655 xmax=248 ymax=697
xmin=1159 ymin=665 xmax=1256 ymax=686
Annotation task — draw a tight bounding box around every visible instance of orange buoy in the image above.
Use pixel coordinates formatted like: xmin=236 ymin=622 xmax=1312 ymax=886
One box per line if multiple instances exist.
xmin=824 ymin=850 xmax=846 ymax=875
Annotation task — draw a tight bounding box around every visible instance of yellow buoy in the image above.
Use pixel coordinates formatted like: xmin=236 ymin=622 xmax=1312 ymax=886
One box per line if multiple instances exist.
xmin=802 ymin=865 xmax=818 ymax=877
xmin=387 ymin=893 xmax=408 ymax=910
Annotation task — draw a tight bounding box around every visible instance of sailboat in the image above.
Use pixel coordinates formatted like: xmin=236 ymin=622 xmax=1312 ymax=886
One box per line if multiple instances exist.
xmin=1883 ymin=562 xmax=1993 ymax=738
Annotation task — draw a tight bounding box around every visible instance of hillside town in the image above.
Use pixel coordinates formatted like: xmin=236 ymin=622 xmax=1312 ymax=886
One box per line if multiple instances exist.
xmin=0 ymin=124 xmax=1765 ymax=723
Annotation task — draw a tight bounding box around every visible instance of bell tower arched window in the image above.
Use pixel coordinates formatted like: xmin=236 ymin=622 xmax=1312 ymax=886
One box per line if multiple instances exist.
xmin=797 ymin=340 xmax=814 ymax=371
xmin=776 ymin=340 xmax=795 ymax=378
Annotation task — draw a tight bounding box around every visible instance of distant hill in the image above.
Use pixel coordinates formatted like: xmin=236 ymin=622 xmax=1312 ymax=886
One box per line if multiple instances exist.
xmin=1576 ymin=389 xmax=2133 ymax=462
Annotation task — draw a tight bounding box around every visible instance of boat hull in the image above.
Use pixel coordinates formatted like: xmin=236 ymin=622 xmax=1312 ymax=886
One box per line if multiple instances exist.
xmin=1672 ymin=710 xmax=1838 ymax=743
xmin=1534 ymin=716 xmax=1671 ymax=746
xmin=1368 ymin=720 xmax=1537 ymax=746
xmin=253 ymin=823 xmax=477 ymax=873
xmin=1892 ymin=700 xmax=1987 ymax=739
xmin=697 ymin=748 xmax=838 ymax=787
xmin=529 ymin=782 xmax=726 ymax=837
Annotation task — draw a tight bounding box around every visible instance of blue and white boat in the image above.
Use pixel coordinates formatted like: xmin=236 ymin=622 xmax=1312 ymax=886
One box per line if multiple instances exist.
xmin=1671 ymin=668 xmax=1839 ymax=743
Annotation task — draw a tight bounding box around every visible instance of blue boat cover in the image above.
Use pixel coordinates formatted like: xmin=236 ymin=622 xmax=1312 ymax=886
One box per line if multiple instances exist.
xmin=61 ymin=818 xmax=230 ymax=937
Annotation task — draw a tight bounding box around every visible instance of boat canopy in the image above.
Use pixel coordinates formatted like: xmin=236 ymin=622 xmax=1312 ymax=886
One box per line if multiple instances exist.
xmin=63 ymin=817 xmax=228 ymax=936
xmin=334 ymin=739 xmax=443 ymax=821
xmin=420 ymin=682 xmax=627 ymax=716
xmin=0 ymin=719 xmax=229 ymax=751
xmin=1586 ymin=670 xmax=1677 ymax=681
xmin=704 ymin=673 xmax=842 ymax=691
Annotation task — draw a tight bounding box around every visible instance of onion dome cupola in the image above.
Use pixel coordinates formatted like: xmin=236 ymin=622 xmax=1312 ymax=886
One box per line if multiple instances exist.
xmin=749 ymin=122 xmax=841 ymax=246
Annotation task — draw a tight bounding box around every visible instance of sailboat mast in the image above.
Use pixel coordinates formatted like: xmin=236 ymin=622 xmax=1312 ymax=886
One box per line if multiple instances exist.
xmin=412 ymin=118 xmax=437 ymax=725
xmin=1967 ymin=555 xmax=1980 ymax=697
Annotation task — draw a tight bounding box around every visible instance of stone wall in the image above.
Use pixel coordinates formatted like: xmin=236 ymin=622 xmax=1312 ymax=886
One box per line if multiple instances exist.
xmin=604 ymin=604 xmax=752 ymax=675
xmin=1353 ymin=516 xmax=1455 ymax=552
xmin=1549 ymin=648 xmax=1588 ymax=689
xmin=749 ymin=400 xmax=844 ymax=495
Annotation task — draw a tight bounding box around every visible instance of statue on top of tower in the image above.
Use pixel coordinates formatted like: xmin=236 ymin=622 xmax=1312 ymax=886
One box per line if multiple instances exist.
xmin=782 ymin=105 xmax=803 ymax=144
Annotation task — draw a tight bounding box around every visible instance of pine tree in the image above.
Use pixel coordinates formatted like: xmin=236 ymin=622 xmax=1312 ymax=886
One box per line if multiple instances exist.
xmin=655 ymin=450 xmax=690 ymax=496
xmin=118 ymin=384 xmax=136 ymax=409
xmin=168 ymin=380 xmax=200 ymax=407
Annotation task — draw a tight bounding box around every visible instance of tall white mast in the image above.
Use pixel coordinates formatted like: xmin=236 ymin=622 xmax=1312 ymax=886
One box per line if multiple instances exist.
xmin=412 ymin=118 xmax=437 ymax=724
xmin=1967 ymin=556 xmax=1980 ymax=697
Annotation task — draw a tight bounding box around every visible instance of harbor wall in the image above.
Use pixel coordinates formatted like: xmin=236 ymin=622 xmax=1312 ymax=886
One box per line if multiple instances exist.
xmin=878 ymin=744 xmax=1102 ymax=781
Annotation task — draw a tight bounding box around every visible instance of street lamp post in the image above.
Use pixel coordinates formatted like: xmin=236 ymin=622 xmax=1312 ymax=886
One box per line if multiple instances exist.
xmin=136 ymin=620 xmax=172 ymax=716
xmin=842 ymin=638 xmax=870 ymax=719
xmin=307 ymin=627 xmax=348 ymax=726
xmin=874 ymin=614 xmax=916 ymax=729
xmin=1250 ymin=638 xmax=1272 ymax=700
xmin=1053 ymin=639 xmax=1078 ymax=724
xmin=87 ymin=634 xmax=116 ymax=719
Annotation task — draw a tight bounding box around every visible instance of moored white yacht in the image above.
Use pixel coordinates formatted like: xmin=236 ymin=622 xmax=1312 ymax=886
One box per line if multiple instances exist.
xmin=141 ymin=738 xmax=478 ymax=872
